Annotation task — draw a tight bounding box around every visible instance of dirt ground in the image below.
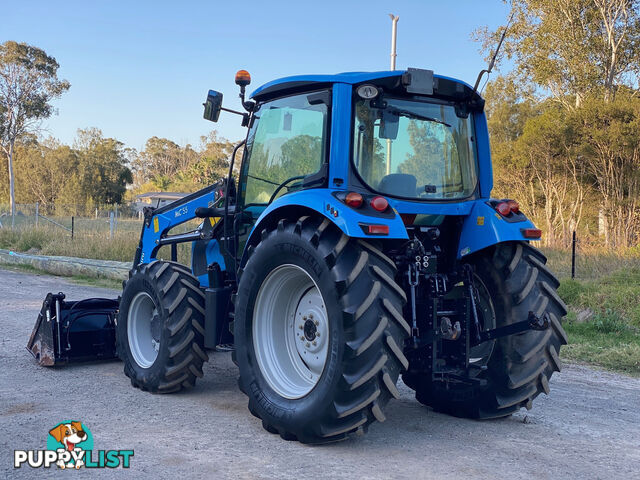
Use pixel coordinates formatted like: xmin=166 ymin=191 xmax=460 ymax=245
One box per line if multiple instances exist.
xmin=1 ymin=267 xmax=638 ymax=479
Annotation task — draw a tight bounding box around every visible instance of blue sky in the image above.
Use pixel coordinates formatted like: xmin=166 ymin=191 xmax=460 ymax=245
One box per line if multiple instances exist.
xmin=4 ymin=0 xmax=509 ymax=151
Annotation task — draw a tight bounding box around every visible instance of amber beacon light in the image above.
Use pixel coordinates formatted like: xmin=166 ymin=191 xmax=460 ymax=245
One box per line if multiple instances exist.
xmin=235 ymin=70 xmax=252 ymax=87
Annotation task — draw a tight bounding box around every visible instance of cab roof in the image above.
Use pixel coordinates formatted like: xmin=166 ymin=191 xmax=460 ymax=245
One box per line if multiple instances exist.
xmin=250 ymin=70 xmax=481 ymax=104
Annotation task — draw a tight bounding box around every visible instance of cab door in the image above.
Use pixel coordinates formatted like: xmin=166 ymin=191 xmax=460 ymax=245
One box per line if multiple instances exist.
xmin=235 ymin=90 xmax=331 ymax=257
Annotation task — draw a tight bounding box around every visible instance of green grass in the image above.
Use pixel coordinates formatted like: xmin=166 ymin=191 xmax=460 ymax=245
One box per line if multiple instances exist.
xmin=553 ymin=258 xmax=640 ymax=376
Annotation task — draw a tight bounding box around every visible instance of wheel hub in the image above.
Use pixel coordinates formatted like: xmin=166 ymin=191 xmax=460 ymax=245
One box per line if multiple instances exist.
xmin=303 ymin=319 xmax=317 ymax=341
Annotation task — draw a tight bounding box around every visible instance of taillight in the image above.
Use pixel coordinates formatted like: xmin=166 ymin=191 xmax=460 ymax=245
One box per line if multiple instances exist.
xmin=370 ymin=196 xmax=389 ymax=212
xmin=521 ymin=228 xmax=542 ymax=239
xmin=345 ymin=192 xmax=364 ymax=208
xmin=495 ymin=202 xmax=511 ymax=216
xmin=495 ymin=200 xmax=520 ymax=216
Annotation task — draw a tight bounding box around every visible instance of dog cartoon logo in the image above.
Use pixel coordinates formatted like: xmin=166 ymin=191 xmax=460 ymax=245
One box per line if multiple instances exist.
xmin=47 ymin=421 xmax=92 ymax=469
xmin=14 ymin=421 xmax=133 ymax=469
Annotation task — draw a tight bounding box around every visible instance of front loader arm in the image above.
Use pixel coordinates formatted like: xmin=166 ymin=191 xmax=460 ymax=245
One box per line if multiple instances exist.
xmin=134 ymin=183 xmax=221 ymax=266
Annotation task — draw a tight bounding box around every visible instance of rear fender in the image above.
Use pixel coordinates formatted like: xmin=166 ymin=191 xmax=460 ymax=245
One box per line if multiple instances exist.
xmin=241 ymin=188 xmax=408 ymax=266
xmin=457 ymin=200 xmax=538 ymax=259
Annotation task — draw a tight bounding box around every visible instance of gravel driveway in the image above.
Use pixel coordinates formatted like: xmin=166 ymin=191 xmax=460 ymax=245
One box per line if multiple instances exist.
xmin=1 ymin=267 xmax=638 ymax=479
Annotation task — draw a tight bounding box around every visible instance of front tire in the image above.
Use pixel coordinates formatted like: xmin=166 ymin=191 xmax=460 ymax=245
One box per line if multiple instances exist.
xmin=117 ymin=261 xmax=209 ymax=393
xmin=403 ymin=241 xmax=568 ymax=418
xmin=235 ymin=216 xmax=410 ymax=443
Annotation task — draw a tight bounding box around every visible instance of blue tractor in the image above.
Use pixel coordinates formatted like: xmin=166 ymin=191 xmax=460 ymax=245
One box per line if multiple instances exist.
xmin=114 ymin=68 xmax=567 ymax=443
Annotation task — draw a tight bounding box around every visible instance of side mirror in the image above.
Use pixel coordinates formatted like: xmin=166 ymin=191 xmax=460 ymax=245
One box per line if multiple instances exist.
xmin=203 ymin=90 xmax=223 ymax=122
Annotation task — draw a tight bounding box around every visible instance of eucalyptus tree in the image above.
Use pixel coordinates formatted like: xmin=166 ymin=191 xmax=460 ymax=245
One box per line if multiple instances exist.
xmin=0 ymin=41 xmax=69 ymax=225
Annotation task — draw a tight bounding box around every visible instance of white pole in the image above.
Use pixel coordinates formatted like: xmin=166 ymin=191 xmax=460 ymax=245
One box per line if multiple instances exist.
xmin=386 ymin=14 xmax=399 ymax=175
xmin=389 ymin=14 xmax=399 ymax=70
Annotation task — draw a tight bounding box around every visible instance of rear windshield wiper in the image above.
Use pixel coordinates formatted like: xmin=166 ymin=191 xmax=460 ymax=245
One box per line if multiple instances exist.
xmin=385 ymin=107 xmax=451 ymax=128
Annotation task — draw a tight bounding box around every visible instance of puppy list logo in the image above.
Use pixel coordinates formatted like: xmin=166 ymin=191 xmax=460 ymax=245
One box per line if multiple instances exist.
xmin=14 ymin=421 xmax=133 ymax=469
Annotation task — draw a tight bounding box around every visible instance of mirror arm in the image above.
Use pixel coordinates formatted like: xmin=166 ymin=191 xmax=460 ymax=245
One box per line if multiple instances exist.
xmin=220 ymin=107 xmax=250 ymax=127
xmin=221 ymin=106 xmax=246 ymax=116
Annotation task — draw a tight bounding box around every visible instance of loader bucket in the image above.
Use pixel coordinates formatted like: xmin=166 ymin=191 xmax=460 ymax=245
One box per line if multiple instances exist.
xmin=27 ymin=292 xmax=119 ymax=366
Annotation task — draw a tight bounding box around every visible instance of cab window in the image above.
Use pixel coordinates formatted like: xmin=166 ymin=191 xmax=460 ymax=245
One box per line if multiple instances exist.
xmin=240 ymin=92 xmax=329 ymax=206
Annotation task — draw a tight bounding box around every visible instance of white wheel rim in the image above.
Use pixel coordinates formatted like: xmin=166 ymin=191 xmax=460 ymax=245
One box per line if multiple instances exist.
xmin=127 ymin=292 xmax=160 ymax=368
xmin=252 ymin=264 xmax=329 ymax=399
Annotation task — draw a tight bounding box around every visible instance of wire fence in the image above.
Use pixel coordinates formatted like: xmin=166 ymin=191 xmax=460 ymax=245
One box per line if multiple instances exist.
xmin=540 ymin=231 xmax=640 ymax=282
xmin=0 ymin=203 xmax=143 ymax=238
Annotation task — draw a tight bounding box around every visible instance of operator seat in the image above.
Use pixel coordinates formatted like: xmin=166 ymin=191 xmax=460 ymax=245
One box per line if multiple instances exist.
xmin=378 ymin=173 xmax=417 ymax=197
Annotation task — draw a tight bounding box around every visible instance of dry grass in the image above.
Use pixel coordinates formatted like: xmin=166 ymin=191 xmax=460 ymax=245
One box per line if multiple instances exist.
xmin=0 ymin=226 xmax=138 ymax=262
xmin=0 ymin=224 xmax=195 ymax=264
xmin=541 ymin=245 xmax=640 ymax=281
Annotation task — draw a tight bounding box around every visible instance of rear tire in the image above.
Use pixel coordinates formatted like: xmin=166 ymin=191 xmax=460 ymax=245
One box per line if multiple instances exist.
xmin=403 ymin=241 xmax=568 ymax=418
xmin=235 ymin=216 xmax=409 ymax=443
xmin=117 ymin=261 xmax=208 ymax=393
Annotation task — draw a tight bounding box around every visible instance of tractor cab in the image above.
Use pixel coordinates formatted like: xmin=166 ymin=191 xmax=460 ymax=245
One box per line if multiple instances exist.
xmin=215 ymin=69 xmax=489 ymax=217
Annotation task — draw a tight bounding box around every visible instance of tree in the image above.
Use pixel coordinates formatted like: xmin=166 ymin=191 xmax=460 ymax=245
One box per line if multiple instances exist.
xmin=477 ymin=0 xmax=640 ymax=107
xmin=0 ymin=41 xmax=70 ymax=225
xmin=573 ymin=93 xmax=640 ymax=246
xmin=74 ymin=128 xmax=132 ymax=207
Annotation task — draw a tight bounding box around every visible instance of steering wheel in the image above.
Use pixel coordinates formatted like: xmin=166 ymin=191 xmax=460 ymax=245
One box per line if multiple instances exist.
xmin=268 ymin=175 xmax=306 ymax=204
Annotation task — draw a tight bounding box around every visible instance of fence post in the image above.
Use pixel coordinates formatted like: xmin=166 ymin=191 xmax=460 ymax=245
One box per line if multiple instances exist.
xmin=571 ymin=231 xmax=577 ymax=279
xmin=109 ymin=211 xmax=114 ymax=239
xmin=115 ymin=205 xmax=118 ymax=233
xmin=95 ymin=207 xmax=98 ymax=219
xmin=35 ymin=202 xmax=39 ymax=227
xmin=71 ymin=216 xmax=74 ymax=239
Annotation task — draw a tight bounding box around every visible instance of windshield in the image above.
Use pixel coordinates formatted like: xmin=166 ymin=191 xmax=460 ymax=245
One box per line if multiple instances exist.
xmin=353 ymin=97 xmax=478 ymax=200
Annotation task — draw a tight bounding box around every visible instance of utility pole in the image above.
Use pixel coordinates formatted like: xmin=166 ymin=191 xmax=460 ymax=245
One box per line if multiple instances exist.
xmin=386 ymin=14 xmax=399 ymax=175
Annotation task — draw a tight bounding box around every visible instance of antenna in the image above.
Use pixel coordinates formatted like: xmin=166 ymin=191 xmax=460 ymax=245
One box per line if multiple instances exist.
xmin=473 ymin=12 xmax=515 ymax=93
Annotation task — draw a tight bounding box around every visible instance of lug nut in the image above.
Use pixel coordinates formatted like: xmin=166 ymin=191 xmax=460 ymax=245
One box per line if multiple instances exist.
xmin=309 ymin=313 xmax=313 ymax=319
xmin=298 ymin=325 xmax=303 ymax=330
xmin=306 ymin=342 xmax=310 ymax=347
xmin=316 ymin=332 xmax=320 ymax=337
xmin=313 ymin=341 xmax=317 ymax=346
xmin=303 ymin=315 xmax=307 ymax=320
xmin=314 ymin=320 xmax=319 ymax=326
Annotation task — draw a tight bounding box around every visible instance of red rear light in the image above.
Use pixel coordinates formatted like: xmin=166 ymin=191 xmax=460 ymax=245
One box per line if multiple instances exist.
xmin=507 ymin=200 xmax=520 ymax=213
xmin=521 ymin=228 xmax=542 ymax=239
xmin=495 ymin=202 xmax=511 ymax=216
xmin=370 ymin=196 xmax=389 ymax=212
xmin=365 ymin=224 xmax=389 ymax=235
xmin=345 ymin=192 xmax=363 ymax=208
